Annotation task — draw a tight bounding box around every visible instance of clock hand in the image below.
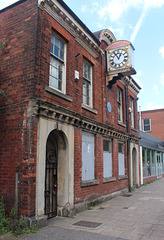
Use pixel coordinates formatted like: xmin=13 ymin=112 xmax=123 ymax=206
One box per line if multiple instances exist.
xmin=114 ymin=52 xmax=119 ymax=59
xmin=118 ymin=53 xmax=122 ymax=60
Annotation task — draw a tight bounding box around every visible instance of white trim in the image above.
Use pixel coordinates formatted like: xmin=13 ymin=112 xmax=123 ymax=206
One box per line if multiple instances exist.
xmin=49 ymin=32 xmax=67 ymax=94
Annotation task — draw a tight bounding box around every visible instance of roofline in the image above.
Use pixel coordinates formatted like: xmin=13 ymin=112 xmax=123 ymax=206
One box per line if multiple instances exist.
xmin=130 ymin=76 xmax=142 ymax=90
xmin=56 ymin=0 xmax=100 ymax=45
xmin=141 ymin=108 xmax=164 ymax=113
xmin=0 ymin=0 xmax=28 ymax=14
xmin=0 ymin=0 xmax=101 ymax=45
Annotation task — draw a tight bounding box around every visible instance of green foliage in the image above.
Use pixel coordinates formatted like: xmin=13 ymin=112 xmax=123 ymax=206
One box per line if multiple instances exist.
xmin=0 ymin=42 xmax=7 ymax=47
xmin=0 ymin=197 xmax=37 ymax=237
xmin=88 ymin=206 xmax=94 ymax=210
xmin=0 ymin=89 xmax=5 ymax=95
xmin=0 ymin=197 xmax=10 ymax=235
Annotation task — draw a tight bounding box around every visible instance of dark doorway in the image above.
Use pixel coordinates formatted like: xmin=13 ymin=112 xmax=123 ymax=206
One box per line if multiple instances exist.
xmin=45 ymin=131 xmax=58 ymax=218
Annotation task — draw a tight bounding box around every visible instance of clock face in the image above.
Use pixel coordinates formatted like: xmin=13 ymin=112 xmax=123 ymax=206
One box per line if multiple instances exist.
xmin=109 ymin=49 xmax=128 ymax=68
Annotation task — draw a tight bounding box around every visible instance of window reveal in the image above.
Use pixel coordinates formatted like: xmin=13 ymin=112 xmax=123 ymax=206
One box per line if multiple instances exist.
xmin=117 ymin=88 xmax=123 ymax=122
xmin=83 ymin=60 xmax=92 ymax=107
xmin=49 ymin=33 xmax=66 ymax=93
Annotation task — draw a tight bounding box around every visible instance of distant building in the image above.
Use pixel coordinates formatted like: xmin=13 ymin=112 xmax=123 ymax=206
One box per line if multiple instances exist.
xmin=140 ymin=131 xmax=164 ymax=184
xmin=139 ymin=108 xmax=164 ymax=141
xmin=0 ymin=0 xmax=140 ymax=226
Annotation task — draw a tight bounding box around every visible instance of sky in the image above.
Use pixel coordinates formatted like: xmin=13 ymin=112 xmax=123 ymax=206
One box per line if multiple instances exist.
xmin=1 ymin=0 xmax=164 ymax=111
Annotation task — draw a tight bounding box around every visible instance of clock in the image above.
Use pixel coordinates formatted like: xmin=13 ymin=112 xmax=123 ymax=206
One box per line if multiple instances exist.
xmin=109 ymin=49 xmax=128 ymax=68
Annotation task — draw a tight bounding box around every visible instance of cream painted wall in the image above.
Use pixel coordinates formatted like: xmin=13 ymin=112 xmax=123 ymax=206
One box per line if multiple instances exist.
xmin=36 ymin=118 xmax=74 ymax=217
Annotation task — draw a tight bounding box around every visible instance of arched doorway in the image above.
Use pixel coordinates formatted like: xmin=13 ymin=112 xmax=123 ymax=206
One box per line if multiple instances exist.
xmin=45 ymin=131 xmax=58 ymax=218
xmin=44 ymin=129 xmax=67 ymax=218
xmin=36 ymin=118 xmax=74 ymax=219
xmin=132 ymin=147 xmax=137 ymax=186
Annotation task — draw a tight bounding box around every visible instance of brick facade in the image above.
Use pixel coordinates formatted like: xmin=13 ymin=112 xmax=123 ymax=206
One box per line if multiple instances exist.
xmin=140 ymin=109 xmax=164 ymax=141
xmin=0 ymin=0 xmax=140 ymax=221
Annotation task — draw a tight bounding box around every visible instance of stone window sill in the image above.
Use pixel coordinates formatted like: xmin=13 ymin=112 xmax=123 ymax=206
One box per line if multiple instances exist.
xmin=80 ymin=179 xmax=99 ymax=187
xmin=118 ymin=121 xmax=126 ymax=128
xmin=81 ymin=104 xmax=98 ymax=115
xmin=45 ymin=86 xmax=73 ymax=102
xmin=118 ymin=175 xmax=128 ymax=180
xmin=103 ymin=177 xmax=116 ymax=183
xmin=131 ymin=127 xmax=137 ymax=132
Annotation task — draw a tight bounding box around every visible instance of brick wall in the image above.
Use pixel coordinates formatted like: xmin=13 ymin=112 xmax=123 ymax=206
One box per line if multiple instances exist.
xmin=0 ymin=0 xmax=139 ymax=217
xmin=0 ymin=0 xmax=39 ymax=215
xmin=140 ymin=109 xmax=164 ymax=141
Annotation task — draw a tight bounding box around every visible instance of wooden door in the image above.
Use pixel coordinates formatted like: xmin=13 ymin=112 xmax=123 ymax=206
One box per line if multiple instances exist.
xmin=45 ymin=133 xmax=57 ymax=218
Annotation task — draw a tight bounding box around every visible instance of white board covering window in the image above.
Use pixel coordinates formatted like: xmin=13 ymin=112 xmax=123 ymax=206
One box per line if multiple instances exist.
xmin=118 ymin=142 xmax=125 ymax=176
xmin=103 ymin=140 xmax=112 ymax=178
xmin=82 ymin=132 xmax=94 ymax=181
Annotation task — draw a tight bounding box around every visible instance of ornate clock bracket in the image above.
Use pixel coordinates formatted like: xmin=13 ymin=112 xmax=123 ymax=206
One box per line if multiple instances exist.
xmin=106 ymin=73 xmax=124 ymax=89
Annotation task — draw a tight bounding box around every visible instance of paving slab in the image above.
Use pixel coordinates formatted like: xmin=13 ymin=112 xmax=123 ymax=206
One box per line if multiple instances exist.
xmin=10 ymin=178 xmax=164 ymax=240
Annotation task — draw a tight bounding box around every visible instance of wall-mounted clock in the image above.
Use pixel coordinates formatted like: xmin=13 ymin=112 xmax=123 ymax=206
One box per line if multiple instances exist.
xmin=106 ymin=40 xmax=136 ymax=78
xmin=109 ymin=49 xmax=128 ymax=68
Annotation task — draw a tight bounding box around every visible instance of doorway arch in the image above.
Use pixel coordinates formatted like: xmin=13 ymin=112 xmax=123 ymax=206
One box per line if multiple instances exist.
xmin=36 ymin=118 xmax=74 ymax=219
xmin=45 ymin=130 xmax=68 ymax=218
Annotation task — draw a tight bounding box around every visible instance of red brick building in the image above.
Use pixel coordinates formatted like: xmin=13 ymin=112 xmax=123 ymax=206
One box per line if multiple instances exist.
xmin=139 ymin=108 xmax=164 ymax=141
xmin=0 ymin=0 xmax=140 ymax=225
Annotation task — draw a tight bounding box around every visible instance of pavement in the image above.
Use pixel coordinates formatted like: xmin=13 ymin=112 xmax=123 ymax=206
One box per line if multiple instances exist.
xmin=10 ymin=178 xmax=164 ymax=239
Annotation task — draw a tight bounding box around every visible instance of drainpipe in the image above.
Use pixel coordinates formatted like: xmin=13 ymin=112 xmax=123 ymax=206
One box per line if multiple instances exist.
xmin=139 ymin=106 xmax=142 ymax=131
xmin=14 ymin=171 xmax=19 ymax=220
xmin=125 ymin=84 xmax=131 ymax=192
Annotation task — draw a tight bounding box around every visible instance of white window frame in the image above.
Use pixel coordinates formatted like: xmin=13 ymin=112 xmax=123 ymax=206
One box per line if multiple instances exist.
xmin=130 ymin=97 xmax=134 ymax=128
xmin=49 ymin=32 xmax=66 ymax=94
xmin=83 ymin=60 xmax=92 ymax=107
xmin=118 ymin=142 xmax=125 ymax=176
xmin=103 ymin=139 xmax=112 ymax=178
xmin=143 ymin=118 xmax=151 ymax=132
xmin=117 ymin=88 xmax=123 ymax=123
xmin=82 ymin=132 xmax=95 ymax=181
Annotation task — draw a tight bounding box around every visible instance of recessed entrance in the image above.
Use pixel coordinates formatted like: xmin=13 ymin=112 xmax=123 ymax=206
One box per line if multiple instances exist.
xmin=45 ymin=131 xmax=58 ymax=218
xmin=36 ymin=118 xmax=74 ymax=219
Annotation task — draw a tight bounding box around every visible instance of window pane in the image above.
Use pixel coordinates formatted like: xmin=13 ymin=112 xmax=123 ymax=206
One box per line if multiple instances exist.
xmin=143 ymin=118 xmax=150 ymax=131
xmin=117 ymin=88 xmax=122 ymax=122
xmin=49 ymin=33 xmax=66 ymax=92
xmin=152 ymin=150 xmax=155 ymax=175
xmin=147 ymin=149 xmax=151 ymax=176
xmin=142 ymin=148 xmax=146 ymax=177
xmin=55 ymin=37 xmax=59 ymax=48
xmin=83 ymin=61 xmax=92 ymax=106
xmin=83 ymin=79 xmax=90 ymax=105
xmin=103 ymin=140 xmax=109 ymax=151
xmin=118 ymin=143 xmax=124 ymax=153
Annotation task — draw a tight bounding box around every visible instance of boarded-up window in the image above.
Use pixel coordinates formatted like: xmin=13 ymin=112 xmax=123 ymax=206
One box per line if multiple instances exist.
xmin=82 ymin=132 xmax=94 ymax=181
xmin=103 ymin=140 xmax=112 ymax=178
xmin=118 ymin=142 xmax=125 ymax=175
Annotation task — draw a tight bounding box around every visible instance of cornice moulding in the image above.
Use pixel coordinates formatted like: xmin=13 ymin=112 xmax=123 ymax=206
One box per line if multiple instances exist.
xmin=38 ymin=0 xmax=104 ymax=58
xmin=28 ymin=99 xmax=140 ymax=143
